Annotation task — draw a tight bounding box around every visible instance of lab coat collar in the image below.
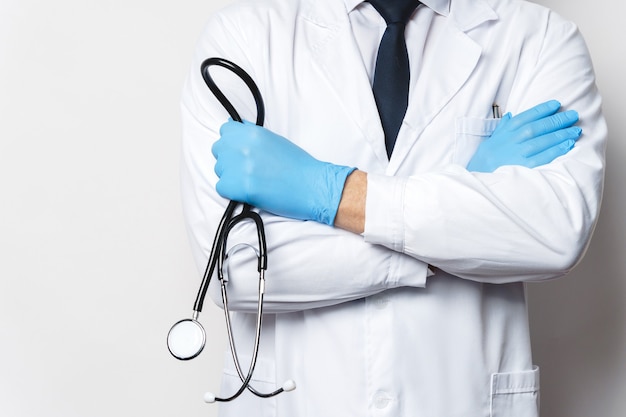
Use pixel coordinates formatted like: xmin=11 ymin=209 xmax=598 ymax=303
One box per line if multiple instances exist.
xmin=301 ymin=0 xmax=497 ymax=170
xmin=448 ymin=0 xmax=498 ymax=32
xmin=338 ymin=0 xmax=498 ymax=33
xmin=343 ymin=0 xmax=450 ymax=18
xmin=301 ymin=0 xmax=388 ymax=166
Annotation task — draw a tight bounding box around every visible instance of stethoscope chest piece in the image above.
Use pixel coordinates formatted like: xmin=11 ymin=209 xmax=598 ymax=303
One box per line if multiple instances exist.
xmin=167 ymin=318 xmax=206 ymax=361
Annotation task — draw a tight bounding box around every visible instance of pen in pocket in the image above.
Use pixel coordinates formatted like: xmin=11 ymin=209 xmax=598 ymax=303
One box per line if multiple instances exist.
xmin=492 ymin=103 xmax=502 ymax=119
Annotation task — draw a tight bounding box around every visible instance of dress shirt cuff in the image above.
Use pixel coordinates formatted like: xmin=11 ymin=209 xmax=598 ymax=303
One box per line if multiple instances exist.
xmin=363 ymin=173 xmax=407 ymax=251
xmin=364 ymin=173 xmax=428 ymax=288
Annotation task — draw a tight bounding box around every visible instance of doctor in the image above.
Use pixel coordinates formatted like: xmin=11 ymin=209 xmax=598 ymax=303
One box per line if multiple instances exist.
xmin=180 ymin=0 xmax=606 ymax=416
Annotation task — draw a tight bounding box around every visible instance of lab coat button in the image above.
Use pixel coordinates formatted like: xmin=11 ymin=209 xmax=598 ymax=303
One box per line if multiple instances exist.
xmin=373 ymin=391 xmax=392 ymax=409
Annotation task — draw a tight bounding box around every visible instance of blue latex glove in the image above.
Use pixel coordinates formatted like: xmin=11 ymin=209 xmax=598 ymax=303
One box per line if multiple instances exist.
xmin=212 ymin=120 xmax=356 ymax=225
xmin=467 ymin=100 xmax=582 ymax=172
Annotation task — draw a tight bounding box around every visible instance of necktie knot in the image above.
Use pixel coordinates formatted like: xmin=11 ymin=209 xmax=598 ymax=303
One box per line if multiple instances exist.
xmin=367 ymin=0 xmax=420 ymax=25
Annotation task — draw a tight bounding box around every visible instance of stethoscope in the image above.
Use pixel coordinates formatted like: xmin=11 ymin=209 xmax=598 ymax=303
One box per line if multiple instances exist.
xmin=167 ymin=57 xmax=295 ymax=403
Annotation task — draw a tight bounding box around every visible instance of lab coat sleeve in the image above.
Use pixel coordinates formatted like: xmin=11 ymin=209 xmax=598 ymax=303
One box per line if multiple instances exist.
xmin=180 ymin=11 xmax=428 ymax=313
xmin=364 ymin=12 xmax=606 ymax=283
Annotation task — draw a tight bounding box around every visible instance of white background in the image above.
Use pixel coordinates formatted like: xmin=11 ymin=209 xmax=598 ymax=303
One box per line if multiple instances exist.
xmin=0 ymin=1 xmax=623 ymax=416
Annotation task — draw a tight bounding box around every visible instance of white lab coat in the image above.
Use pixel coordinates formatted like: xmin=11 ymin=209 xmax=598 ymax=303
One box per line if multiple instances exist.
xmin=180 ymin=0 xmax=606 ymax=415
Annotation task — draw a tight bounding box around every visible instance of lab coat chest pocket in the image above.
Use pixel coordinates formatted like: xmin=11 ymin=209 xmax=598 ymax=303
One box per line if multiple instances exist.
xmin=490 ymin=366 xmax=540 ymax=417
xmin=453 ymin=117 xmax=500 ymax=167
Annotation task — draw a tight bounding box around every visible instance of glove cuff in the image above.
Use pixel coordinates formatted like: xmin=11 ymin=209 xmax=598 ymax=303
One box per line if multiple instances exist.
xmin=317 ymin=164 xmax=357 ymax=226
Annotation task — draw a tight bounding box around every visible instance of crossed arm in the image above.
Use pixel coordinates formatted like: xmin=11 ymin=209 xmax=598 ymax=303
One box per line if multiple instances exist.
xmin=182 ymin=9 xmax=605 ymax=313
xmin=213 ymin=100 xmax=581 ymax=234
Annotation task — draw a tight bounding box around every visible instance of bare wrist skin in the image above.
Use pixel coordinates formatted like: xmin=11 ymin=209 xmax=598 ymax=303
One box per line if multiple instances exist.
xmin=334 ymin=170 xmax=367 ymax=234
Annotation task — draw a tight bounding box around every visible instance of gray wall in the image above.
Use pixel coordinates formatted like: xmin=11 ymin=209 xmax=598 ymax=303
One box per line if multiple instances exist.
xmin=528 ymin=1 xmax=626 ymax=416
xmin=0 ymin=1 xmax=623 ymax=416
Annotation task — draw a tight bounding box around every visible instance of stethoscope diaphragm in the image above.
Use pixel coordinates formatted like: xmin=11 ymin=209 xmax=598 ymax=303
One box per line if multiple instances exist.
xmin=167 ymin=318 xmax=206 ymax=361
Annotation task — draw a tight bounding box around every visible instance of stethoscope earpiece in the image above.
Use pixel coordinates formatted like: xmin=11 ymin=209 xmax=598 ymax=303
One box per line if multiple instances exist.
xmin=282 ymin=380 xmax=297 ymax=392
xmin=204 ymin=392 xmax=217 ymax=404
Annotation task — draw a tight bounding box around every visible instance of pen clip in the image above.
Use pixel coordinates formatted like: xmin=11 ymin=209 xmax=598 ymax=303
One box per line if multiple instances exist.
xmin=492 ymin=104 xmax=502 ymax=119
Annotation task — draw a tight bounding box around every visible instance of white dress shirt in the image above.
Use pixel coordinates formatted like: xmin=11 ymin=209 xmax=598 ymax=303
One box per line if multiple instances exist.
xmin=346 ymin=0 xmax=450 ymax=86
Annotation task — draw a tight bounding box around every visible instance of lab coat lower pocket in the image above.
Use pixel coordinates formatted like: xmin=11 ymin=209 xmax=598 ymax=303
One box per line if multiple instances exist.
xmin=453 ymin=117 xmax=500 ymax=167
xmin=218 ymin=351 xmax=278 ymax=417
xmin=490 ymin=366 xmax=540 ymax=417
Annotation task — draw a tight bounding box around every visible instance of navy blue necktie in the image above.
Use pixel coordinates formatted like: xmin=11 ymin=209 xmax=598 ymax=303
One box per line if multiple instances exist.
xmin=368 ymin=0 xmax=420 ymax=158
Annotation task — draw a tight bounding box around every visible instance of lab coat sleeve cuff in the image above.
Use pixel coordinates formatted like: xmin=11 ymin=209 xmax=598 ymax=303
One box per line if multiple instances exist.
xmin=363 ymin=173 xmax=407 ymax=251
xmin=364 ymin=173 xmax=428 ymax=288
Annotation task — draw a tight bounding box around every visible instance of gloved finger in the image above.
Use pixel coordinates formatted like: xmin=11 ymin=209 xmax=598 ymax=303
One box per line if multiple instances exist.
xmin=523 ymin=139 xmax=576 ymax=168
xmin=521 ymin=109 xmax=579 ymax=139
xmin=521 ymin=126 xmax=582 ymax=157
xmin=490 ymin=112 xmax=512 ymax=135
xmin=214 ymin=177 xmax=227 ymax=199
xmin=211 ymin=138 xmax=223 ymax=158
xmin=506 ymin=100 xmax=561 ymax=131
xmin=222 ymin=119 xmax=266 ymax=148
xmin=215 ymin=174 xmax=246 ymax=203
xmin=214 ymin=158 xmax=224 ymax=177
xmin=213 ymin=122 xmax=251 ymax=158
xmin=219 ymin=118 xmax=245 ymax=138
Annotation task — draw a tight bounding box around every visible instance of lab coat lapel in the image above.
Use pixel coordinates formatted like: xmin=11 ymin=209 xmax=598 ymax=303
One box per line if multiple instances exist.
xmin=301 ymin=1 xmax=389 ymax=167
xmin=388 ymin=1 xmax=498 ymax=173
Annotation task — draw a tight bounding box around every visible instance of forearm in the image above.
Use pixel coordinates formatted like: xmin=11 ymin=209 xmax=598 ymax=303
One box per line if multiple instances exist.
xmin=334 ymin=170 xmax=367 ymax=234
xmin=180 ymin=5 xmax=429 ymax=314
xmin=342 ymin=14 xmax=606 ymax=283
xmin=364 ymin=160 xmax=602 ymax=283
xmin=201 ymin=216 xmax=428 ymax=313
xmin=181 ymin=105 xmax=427 ymax=314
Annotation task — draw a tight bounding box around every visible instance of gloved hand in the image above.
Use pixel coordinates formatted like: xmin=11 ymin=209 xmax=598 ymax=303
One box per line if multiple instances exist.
xmin=212 ymin=120 xmax=356 ymax=225
xmin=467 ymin=100 xmax=582 ymax=173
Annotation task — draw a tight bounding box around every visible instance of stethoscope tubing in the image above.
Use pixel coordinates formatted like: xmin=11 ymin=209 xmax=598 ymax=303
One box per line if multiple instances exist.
xmin=190 ymin=57 xmax=283 ymax=402
xmin=193 ymin=57 xmax=266 ymax=314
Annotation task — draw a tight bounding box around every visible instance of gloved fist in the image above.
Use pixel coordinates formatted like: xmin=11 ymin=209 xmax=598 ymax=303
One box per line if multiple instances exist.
xmin=212 ymin=120 xmax=356 ymax=225
xmin=467 ymin=100 xmax=582 ymax=173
